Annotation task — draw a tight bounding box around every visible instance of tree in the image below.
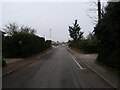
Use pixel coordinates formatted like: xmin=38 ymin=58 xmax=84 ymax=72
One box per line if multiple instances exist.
xmin=68 ymin=20 xmax=83 ymax=41
xmin=94 ymin=2 xmax=120 ymax=69
xmin=98 ymin=0 xmax=102 ymax=21
xmin=3 ymin=23 xmax=36 ymax=36
xmin=3 ymin=23 xmax=19 ymax=36
xmin=87 ymin=32 xmax=96 ymax=40
xmin=87 ymin=1 xmax=107 ymax=24
xmin=20 ymin=26 xmax=36 ymax=35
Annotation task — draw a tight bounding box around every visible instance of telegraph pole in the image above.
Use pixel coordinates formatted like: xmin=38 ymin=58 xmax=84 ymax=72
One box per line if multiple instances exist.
xmin=98 ymin=0 xmax=101 ymax=21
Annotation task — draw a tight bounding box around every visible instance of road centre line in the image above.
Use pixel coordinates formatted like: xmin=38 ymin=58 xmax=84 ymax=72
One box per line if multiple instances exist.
xmin=69 ymin=53 xmax=86 ymax=70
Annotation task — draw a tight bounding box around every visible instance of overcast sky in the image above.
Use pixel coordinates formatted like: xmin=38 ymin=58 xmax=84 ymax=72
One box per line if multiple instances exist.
xmin=0 ymin=2 xmax=98 ymax=42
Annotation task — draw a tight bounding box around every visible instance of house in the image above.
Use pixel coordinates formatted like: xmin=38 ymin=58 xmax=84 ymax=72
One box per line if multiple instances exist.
xmin=0 ymin=29 xmax=6 ymax=37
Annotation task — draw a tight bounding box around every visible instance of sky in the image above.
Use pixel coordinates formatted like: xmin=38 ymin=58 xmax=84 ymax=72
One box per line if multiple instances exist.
xmin=0 ymin=2 xmax=98 ymax=42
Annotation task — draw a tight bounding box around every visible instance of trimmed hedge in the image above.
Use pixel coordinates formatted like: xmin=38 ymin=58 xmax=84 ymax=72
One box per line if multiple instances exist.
xmin=3 ymin=33 xmax=51 ymax=58
xmin=45 ymin=40 xmax=52 ymax=49
xmin=69 ymin=40 xmax=98 ymax=53
xmin=2 ymin=59 xmax=6 ymax=67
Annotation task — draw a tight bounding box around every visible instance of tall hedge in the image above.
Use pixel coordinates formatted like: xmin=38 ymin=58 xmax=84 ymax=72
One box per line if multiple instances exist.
xmin=3 ymin=33 xmax=51 ymax=58
xmin=45 ymin=40 xmax=52 ymax=49
xmin=69 ymin=40 xmax=98 ymax=53
xmin=94 ymin=2 xmax=120 ymax=69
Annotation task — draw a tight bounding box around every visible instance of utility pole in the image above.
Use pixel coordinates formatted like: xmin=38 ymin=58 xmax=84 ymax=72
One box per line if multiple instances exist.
xmin=98 ymin=0 xmax=101 ymax=21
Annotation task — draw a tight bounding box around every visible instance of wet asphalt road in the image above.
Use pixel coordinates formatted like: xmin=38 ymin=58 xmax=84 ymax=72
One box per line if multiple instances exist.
xmin=3 ymin=46 xmax=112 ymax=88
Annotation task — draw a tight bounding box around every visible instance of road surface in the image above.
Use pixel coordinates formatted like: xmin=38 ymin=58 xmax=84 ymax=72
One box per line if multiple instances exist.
xmin=3 ymin=46 xmax=112 ymax=88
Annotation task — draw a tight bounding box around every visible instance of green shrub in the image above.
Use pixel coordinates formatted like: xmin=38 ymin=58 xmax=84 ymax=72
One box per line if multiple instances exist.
xmin=69 ymin=40 xmax=98 ymax=53
xmin=45 ymin=40 xmax=52 ymax=48
xmin=2 ymin=59 xmax=6 ymax=67
xmin=3 ymin=33 xmax=51 ymax=58
xmin=84 ymin=40 xmax=98 ymax=53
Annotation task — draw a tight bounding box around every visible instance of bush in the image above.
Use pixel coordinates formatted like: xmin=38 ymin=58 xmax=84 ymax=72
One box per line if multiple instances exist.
xmin=84 ymin=40 xmax=98 ymax=53
xmin=45 ymin=40 xmax=52 ymax=49
xmin=69 ymin=40 xmax=98 ymax=53
xmin=3 ymin=33 xmax=51 ymax=58
xmin=2 ymin=59 xmax=6 ymax=67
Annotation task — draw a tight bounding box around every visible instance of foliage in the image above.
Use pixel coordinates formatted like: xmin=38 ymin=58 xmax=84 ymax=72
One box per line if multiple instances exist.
xmin=20 ymin=26 xmax=36 ymax=35
xmin=68 ymin=20 xmax=98 ymax=54
xmin=2 ymin=23 xmax=51 ymax=58
xmin=3 ymin=33 xmax=50 ymax=58
xmin=87 ymin=32 xmax=96 ymax=40
xmin=3 ymin=23 xmax=19 ymax=36
xmin=45 ymin=40 xmax=52 ymax=48
xmin=3 ymin=23 xmax=36 ymax=36
xmin=68 ymin=20 xmax=83 ymax=41
xmin=69 ymin=40 xmax=98 ymax=53
xmin=2 ymin=59 xmax=6 ymax=67
xmin=94 ymin=2 xmax=120 ymax=69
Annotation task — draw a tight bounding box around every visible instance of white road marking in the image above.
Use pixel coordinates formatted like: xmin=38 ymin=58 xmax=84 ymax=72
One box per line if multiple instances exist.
xmin=69 ymin=53 xmax=86 ymax=70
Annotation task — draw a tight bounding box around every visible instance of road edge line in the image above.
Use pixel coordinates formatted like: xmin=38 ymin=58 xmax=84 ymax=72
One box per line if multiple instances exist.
xmin=69 ymin=52 xmax=86 ymax=70
xmin=79 ymin=58 xmax=116 ymax=88
xmin=66 ymin=47 xmax=116 ymax=88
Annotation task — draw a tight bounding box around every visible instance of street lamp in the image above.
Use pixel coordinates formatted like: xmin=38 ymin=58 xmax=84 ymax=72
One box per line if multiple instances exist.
xmin=50 ymin=29 xmax=51 ymax=40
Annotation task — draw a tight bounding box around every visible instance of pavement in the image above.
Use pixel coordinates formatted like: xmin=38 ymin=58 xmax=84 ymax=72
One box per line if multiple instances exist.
xmin=67 ymin=47 xmax=120 ymax=89
xmin=2 ymin=48 xmax=53 ymax=76
xmin=2 ymin=46 xmax=117 ymax=88
xmin=4 ymin=58 xmax=24 ymax=65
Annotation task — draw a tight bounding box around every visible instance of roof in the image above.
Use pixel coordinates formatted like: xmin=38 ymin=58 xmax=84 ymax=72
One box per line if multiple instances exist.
xmin=0 ymin=29 xmax=6 ymax=34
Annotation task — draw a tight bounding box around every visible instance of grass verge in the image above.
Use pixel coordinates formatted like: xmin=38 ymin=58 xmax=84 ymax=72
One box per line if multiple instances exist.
xmin=95 ymin=60 xmax=120 ymax=77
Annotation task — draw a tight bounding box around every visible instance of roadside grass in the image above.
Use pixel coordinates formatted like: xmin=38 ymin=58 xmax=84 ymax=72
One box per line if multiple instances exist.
xmin=70 ymin=46 xmax=120 ymax=76
xmin=95 ymin=60 xmax=120 ymax=77
xmin=69 ymin=47 xmax=84 ymax=53
xmin=70 ymin=47 xmax=98 ymax=55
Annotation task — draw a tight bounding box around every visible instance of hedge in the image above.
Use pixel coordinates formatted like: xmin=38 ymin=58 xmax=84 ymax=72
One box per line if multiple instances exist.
xmin=69 ymin=40 xmax=98 ymax=53
xmin=3 ymin=33 xmax=51 ymax=58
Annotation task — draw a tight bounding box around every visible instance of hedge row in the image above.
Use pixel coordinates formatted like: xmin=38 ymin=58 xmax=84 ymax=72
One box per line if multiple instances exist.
xmin=69 ymin=40 xmax=98 ymax=53
xmin=3 ymin=33 xmax=51 ymax=58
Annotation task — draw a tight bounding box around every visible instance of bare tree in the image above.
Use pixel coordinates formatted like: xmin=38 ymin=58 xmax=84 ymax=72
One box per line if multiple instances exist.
xmin=3 ymin=23 xmax=36 ymax=36
xmin=87 ymin=0 xmax=107 ymax=24
xmin=20 ymin=26 xmax=36 ymax=35
xmin=3 ymin=23 xmax=19 ymax=36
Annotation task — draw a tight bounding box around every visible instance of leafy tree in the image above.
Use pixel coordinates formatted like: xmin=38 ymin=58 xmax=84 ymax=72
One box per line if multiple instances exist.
xmin=68 ymin=20 xmax=83 ymax=41
xmin=2 ymin=23 xmax=51 ymax=58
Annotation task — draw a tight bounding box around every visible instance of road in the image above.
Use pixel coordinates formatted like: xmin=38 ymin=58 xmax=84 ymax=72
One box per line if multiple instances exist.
xmin=3 ymin=46 xmax=113 ymax=88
